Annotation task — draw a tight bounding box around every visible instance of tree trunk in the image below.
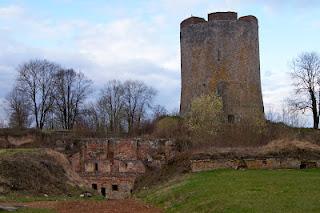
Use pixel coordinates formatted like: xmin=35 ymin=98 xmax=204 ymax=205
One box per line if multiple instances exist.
xmin=310 ymin=89 xmax=319 ymax=129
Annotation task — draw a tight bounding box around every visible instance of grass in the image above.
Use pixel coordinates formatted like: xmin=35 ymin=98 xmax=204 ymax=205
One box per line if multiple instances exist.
xmin=0 ymin=148 xmax=39 ymax=157
xmin=137 ymin=169 xmax=320 ymax=213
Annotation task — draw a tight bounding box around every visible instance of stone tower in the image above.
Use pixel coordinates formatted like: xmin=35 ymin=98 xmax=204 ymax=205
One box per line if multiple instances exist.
xmin=180 ymin=12 xmax=264 ymax=122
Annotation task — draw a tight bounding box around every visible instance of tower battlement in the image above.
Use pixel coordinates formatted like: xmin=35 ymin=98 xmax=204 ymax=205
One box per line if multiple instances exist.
xmin=180 ymin=12 xmax=258 ymax=29
xmin=208 ymin=12 xmax=238 ymax=21
xmin=180 ymin=16 xmax=206 ymax=29
xmin=180 ymin=12 xmax=264 ymax=122
xmin=239 ymin=15 xmax=258 ymax=23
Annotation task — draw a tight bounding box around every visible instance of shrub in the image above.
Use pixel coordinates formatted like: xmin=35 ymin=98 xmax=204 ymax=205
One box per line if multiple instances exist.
xmin=154 ymin=116 xmax=184 ymax=138
xmin=186 ymin=94 xmax=224 ymax=144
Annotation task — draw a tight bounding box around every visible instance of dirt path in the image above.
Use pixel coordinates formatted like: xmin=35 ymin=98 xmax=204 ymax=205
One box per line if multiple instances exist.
xmin=1 ymin=199 xmax=162 ymax=213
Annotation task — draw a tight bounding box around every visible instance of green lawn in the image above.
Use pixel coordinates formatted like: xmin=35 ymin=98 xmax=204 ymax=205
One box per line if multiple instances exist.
xmin=137 ymin=169 xmax=320 ymax=213
xmin=0 ymin=148 xmax=38 ymax=157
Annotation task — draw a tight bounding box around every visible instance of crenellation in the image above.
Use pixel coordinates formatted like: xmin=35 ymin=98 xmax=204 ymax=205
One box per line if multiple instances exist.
xmin=208 ymin=12 xmax=238 ymax=21
xmin=180 ymin=16 xmax=206 ymax=29
xmin=239 ymin=15 xmax=258 ymax=24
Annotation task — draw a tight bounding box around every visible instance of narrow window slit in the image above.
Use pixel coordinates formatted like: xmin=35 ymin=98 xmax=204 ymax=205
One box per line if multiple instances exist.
xmin=95 ymin=163 xmax=98 ymax=172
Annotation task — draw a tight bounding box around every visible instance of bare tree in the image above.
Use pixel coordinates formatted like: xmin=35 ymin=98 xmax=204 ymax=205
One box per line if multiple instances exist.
xmin=289 ymin=52 xmax=320 ymax=129
xmin=265 ymin=107 xmax=281 ymax=123
xmin=16 ymin=59 xmax=60 ymax=129
xmin=123 ymin=80 xmax=156 ymax=134
xmin=0 ymin=120 xmax=5 ymax=128
xmin=281 ymin=103 xmax=307 ymax=127
xmin=53 ymin=69 xmax=92 ymax=129
xmin=0 ymin=101 xmax=8 ymax=128
xmin=76 ymin=103 xmax=101 ymax=131
xmin=266 ymin=103 xmax=306 ymax=127
xmin=45 ymin=110 xmax=58 ymax=129
xmin=97 ymin=80 xmax=125 ymax=134
xmin=6 ymin=87 xmax=31 ymax=129
xmin=152 ymin=104 xmax=168 ymax=120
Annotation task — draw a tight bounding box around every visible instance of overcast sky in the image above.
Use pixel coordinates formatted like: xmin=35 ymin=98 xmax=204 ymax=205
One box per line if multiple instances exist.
xmin=0 ymin=0 xmax=320 ymax=123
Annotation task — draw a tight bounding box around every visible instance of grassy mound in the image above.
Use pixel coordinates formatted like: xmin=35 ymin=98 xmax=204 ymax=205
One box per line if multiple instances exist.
xmin=0 ymin=148 xmax=85 ymax=196
xmin=134 ymin=152 xmax=191 ymax=192
xmin=137 ymin=169 xmax=320 ymax=213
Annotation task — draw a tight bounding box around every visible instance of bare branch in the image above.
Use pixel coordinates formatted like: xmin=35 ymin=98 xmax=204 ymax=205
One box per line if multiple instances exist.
xmin=289 ymin=52 xmax=320 ymax=128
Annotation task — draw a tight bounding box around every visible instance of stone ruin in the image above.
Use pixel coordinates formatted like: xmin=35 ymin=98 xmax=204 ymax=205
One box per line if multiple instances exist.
xmin=70 ymin=138 xmax=175 ymax=199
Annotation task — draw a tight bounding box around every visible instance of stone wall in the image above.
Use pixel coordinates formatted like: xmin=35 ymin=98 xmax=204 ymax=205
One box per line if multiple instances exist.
xmin=180 ymin=12 xmax=264 ymax=122
xmin=191 ymin=158 xmax=320 ymax=172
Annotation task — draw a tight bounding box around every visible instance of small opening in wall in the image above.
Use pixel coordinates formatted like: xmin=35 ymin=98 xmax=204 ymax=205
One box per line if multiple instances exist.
xmin=300 ymin=163 xmax=307 ymax=169
xmin=300 ymin=161 xmax=317 ymax=169
xmin=236 ymin=160 xmax=247 ymax=170
xmin=112 ymin=185 xmax=119 ymax=191
xmin=203 ymin=83 xmax=206 ymax=87
xmin=95 ymin=163 xmax=98 ymax=172
xmin=228 ymin=115 xmax=235 ymax=123
xmin=101 ymin=187 xmax=106 ymax=197
xmin=92 ymin=183 xmax=97 ymax=190
xmin=218 ymin=49 xmax=221 ymax=61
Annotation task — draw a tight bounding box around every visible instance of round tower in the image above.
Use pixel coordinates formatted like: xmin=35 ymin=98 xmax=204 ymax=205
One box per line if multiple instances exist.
xmin=180 ymin=12 xmax=264 ymax=122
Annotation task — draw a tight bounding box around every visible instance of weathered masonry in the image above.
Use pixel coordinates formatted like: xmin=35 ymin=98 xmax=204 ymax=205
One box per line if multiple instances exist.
xmin=180 ymin=12 xmax=264 ymax=122
xmin=70 ymin=138 xmax=175 ymax=199
xmin=191 ymin=158 xmax=320 ymax=172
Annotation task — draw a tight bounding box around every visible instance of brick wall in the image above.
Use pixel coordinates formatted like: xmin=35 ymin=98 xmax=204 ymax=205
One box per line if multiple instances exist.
xmin=114 ymin=139 xmax=137 ymax=160
xmin=70 ymin=138 xmax=175 ymax=199
xmin=84 ymin=175 xmax=136 ymax=199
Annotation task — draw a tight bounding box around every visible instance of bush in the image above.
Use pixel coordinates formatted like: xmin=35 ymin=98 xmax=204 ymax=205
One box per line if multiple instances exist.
xmin=186 ymin=94 xmax=223 ymax=144
xmin=154 ymin=116 xmax=184 ymax=138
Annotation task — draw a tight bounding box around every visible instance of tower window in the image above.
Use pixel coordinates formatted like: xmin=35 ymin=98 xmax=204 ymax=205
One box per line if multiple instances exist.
xmin=228 ymin=115 xmax=235 ymax=123
xmin=218 ymin=49 xmax=221 ymax=61
xmin=95 ymin=163 xmax=98 ymax=172
xmin=217 ymin=82 xmax=225 ymax=97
